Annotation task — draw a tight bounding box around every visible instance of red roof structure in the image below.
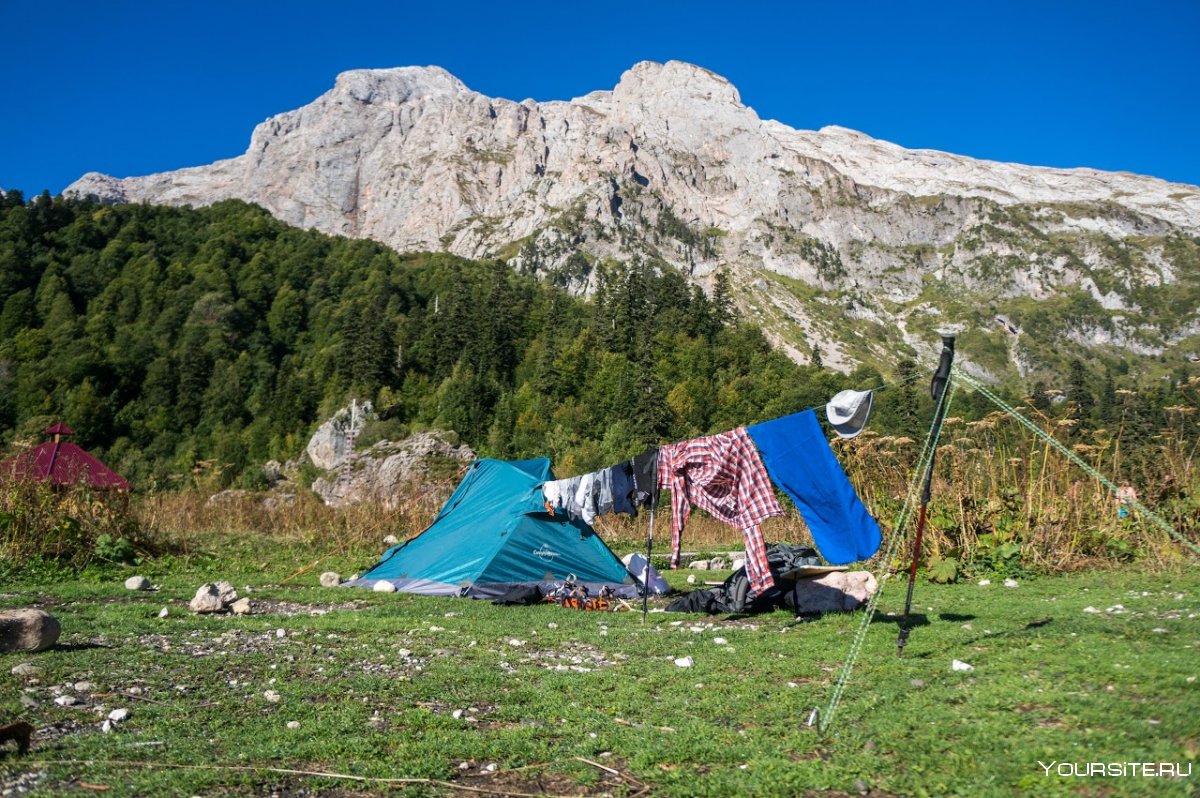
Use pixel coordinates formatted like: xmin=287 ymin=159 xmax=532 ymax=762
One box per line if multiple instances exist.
xmin=0 ymin=423 xmax=129 ymax=491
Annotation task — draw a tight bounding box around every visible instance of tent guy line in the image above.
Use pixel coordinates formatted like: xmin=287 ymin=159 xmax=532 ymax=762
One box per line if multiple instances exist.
xmin=815 ymin=367 xmax=1194 ymax=736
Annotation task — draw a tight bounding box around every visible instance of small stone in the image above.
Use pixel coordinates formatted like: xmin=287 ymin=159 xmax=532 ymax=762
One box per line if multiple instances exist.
xmin=451 ymin=709 xmax=464 ymax=719
xmin=276 ymin=628 xmax=286 ymax=638
xmin=11 ymin=663 xmax=41 ymax=677
xmin=458 ymin=762 xmax=470 ymax=770
xmin=910 ymin=678 xmax=926 ymax=687
xmin=977 ymin=579 xmax=991 ymax=586
xmin=951 ymin=660 xmax=974 ymax=672
xmin=189 ymin=584 xmax=226 ymax=614
xmin=1003 ymin=579 xmax=1019 ymax=588
xmin=19 ymin=694 xmax=38 ymax=708
xmin=786 ymin=681 xmax=799 ymax=688
xmin=0 ymin=609 xmax=61 ymax=652
xmin=158 ymin=607 xmax=169 ymax=618
xmin=74 ymin=681 xmax=94 ymax=692
xmin=686 ymin=574 xmax=697 ymax=584
xmin=674 ymin=656 xmax=694 ymax=668
xmin=230 ymin=598 xmax=252 ymax=615
xmin=319 ymin=572 xmax=341 ymax=588
xmin=713 ymin=637 xmax=727 ymax=645
xmin=54 ymin=695 xmax=79 ymax=706
xmin=124 ymin=576 xmax=151 ymax=591
xmin=547 ymin=623 xmax=558 ymax=629
xmin=961 ymin=623 xmax=973 ymax=630
xmin=854 ymin=778 xmax=869 ymax=795
xmin=108 ymin=708 xmax=130 ymax=722
xmin=508 ymin=639 xmax=525 ymax=647
xmin=731 ymin=559 xmax=746 ymax=571
xmin=373 ymin=581 xmax=397 ymax=593
xmin=286 ymin=721 xmax=300 ymax=729
xmin=263 ymin=690 xmax=281 ymax=703
xmin=1083 ymin=606 xmax=1099 ymax=613
xmin=101 ymin=719 xmax=113 ymax=733
xmin=482 ymin=763 xmax=497 ymax=773
xmin=383 ymin=535 xmax=399 ymax=545
xmin=687 ymin=560 xmax=710 ymax=570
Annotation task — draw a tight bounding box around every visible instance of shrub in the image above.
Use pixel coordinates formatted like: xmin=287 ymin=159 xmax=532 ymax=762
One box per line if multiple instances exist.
xmin=0 ymin=479 xmax=150 ymax=571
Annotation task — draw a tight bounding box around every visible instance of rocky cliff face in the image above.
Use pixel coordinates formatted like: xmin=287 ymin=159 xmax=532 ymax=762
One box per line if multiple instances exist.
xmin=66 ymin=61 xmax=1200 ymax=378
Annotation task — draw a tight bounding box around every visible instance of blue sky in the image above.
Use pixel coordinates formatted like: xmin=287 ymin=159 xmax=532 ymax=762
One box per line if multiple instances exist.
xmin=3 ymin=0 xmax=1198 ymax=195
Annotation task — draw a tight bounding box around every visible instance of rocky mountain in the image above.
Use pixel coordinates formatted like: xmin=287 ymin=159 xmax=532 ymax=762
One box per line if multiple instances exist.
xmin=66 ymin=61 xmax=1200 ymax=379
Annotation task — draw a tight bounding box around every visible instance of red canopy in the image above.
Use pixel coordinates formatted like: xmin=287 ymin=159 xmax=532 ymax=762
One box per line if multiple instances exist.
xmin=0 ymin=438 xmax=129 ymax=491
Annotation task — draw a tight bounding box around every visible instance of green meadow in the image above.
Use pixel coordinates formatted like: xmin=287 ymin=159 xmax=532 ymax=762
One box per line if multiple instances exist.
xmin=2 ymin=533 xmax=1196 ymax=797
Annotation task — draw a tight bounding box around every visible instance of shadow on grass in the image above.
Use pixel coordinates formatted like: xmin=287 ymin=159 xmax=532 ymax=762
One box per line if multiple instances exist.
xmin=51 ymin=641 xmax=111 ymax=652
xmin=869 ymin=613 xmax=932 ymax=627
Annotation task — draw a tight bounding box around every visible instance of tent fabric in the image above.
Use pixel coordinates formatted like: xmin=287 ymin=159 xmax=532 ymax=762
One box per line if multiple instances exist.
xmin=0 ymin=440 xmax=129 ymax=491
xmin=351 ymin=458 xmax=652 ymax=597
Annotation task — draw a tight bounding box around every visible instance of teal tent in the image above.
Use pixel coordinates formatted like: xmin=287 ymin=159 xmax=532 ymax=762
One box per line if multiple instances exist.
xmin=349 ymin=458 xmax=645 ymax=598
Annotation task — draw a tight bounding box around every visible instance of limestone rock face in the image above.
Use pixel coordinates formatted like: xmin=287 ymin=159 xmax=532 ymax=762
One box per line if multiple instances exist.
xmin=65 ymin=61 xmax=1200 ymax=374
xmin=306 ymin=400 xmax=373 ymax=470
xmin=311 ymin=430 xmax=474 ymax=507
xmin=0 ymin=609 xmax=61 ymax=653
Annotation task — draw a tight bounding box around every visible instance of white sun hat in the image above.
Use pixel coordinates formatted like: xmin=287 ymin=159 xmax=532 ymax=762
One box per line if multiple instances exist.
xmin=825 ymin=389 xmax=874 ymax=439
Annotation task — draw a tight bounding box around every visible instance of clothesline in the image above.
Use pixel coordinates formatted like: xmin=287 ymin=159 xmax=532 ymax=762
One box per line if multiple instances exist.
xmin=548 ymin=368 xmax=925 ymax=485
xmin=644 ymin=369 xmax=924 ymax=456
xmin=542 ymin=380 xmax=892 ymax=601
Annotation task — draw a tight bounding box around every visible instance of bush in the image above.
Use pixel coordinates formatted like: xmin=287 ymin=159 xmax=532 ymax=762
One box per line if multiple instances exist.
xmin=0 ymin=479 xmax=151 ymax=571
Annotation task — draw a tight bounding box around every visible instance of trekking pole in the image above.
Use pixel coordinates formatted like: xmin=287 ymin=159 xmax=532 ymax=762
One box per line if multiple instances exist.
xmin=897 ymin=335 xmax=955 ymax=657
xmin=642 ymin=489 xmax=656 ymax=624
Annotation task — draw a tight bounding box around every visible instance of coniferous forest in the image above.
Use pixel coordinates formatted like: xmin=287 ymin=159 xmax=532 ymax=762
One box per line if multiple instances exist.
xmin=0 ymin=191 xmax=1194 ymax=491
xmin=0 ymin=193 xmax=862 ymax=488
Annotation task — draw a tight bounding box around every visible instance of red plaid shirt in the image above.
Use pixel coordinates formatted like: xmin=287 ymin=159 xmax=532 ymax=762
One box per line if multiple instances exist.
xmin=658 ymin=427 xmax=782 ymax=595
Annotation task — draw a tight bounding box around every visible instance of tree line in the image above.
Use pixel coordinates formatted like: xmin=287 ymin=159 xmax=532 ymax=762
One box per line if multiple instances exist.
xmin=0 ymin=191 xmax=1192 ymax=490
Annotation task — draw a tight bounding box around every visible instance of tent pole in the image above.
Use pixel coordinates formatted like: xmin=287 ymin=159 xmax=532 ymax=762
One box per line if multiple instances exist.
xmin=897 ymin=335 xmax=955 ymax=657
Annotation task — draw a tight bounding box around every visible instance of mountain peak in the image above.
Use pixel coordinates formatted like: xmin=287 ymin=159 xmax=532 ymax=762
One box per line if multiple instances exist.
xmin=62 ymin=61 xmax=1200 ymax=377
xmin=613 ymin=60 xmax=743 ymax=108
xmin=331 ymin=65 xmax=471 ymax=105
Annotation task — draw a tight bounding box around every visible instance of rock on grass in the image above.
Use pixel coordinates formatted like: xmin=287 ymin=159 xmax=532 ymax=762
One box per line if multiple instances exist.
xmin=0 ymin=609 xmax=61 ymax=653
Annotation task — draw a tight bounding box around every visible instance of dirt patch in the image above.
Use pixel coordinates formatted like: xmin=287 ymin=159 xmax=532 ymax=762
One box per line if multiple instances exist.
xmin=455 ymin=760 xmax=636 ymax=797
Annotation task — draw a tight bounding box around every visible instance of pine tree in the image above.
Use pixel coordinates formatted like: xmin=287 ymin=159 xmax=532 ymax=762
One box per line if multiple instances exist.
xmin=712 ymin=267 xmax=735 ymax=325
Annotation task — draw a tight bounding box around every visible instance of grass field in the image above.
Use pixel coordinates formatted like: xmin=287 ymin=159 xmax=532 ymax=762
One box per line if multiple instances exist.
xmin=1 ymin=533 xmax=1197 ymax=797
